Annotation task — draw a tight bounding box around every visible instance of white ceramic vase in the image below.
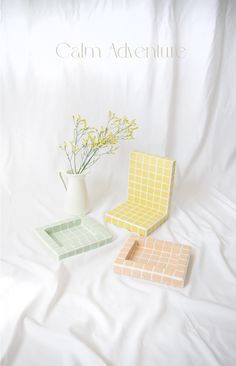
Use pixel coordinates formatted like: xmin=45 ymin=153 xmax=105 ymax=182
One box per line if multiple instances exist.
xmin=59 ymin=170 xmax=89 ymax=216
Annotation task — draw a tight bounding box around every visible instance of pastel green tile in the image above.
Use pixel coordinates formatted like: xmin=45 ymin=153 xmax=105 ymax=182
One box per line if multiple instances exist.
xmin=35 ymin=216 xmax=112 ymax=260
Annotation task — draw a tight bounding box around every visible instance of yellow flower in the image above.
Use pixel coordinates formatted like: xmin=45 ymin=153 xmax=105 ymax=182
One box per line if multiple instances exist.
xmin=60 ymin=111 xmax=138 ymax=174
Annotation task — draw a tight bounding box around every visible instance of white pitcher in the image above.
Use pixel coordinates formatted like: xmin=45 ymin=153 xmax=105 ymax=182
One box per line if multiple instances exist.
xmin=59 ymin=170 xmax=89 ymax=216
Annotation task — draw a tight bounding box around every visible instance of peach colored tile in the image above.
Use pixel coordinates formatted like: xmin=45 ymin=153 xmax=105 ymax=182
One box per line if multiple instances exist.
xmin=113 ymin=266 xmax=122 ymax=274
xmin=151 ymin=274 xmax=162 ymax=282
xmin=114 ymin=258 xmax=124 ymax=265
xmin=142 ymin=272 xmax=151 ymax=280
xmin=163 ymin=245 xmax=171 ymax=252
xmin=125 ymin=260 xmax=134 ymax=267
xmin=183 ymin=245 xmax=191 ymax=252
xmin=164 ymin=266 xmax=175 ymax=276
xmin=133 ymin=270 xmax=141 ymax=279
xmin=145 ymin=238 xmax=156 ymax=248
xmin=144 ymin=263 xmax=155 ymax=271
xmin=159 ymin=258 xmax=168 ymax=264
xmin=163 ymin=277 xmax=172 ymax=285
xmin=169 ymin=259 xmax=180 ymax=265
xmin=132 ymin=269 xmax=140 ymax=277
xmin=179 ymin=259 xmax=188 ymax=265
xmin=173 ymin=246 xmax=180 ymax=254
xmin=161 ymin=252 xmax=169 ymax=257
xmin=155 ymin=263 xmax=166 ymax=272
xmin=172 ymin=279 xmax=184 ymax=288
xmin=175 ymin=271 xmax=185 ymax=279
xmin=155 ymin=242 xmax=163 ymax=251
xmin=175 ymin=265 xmax=185 ymax=271
xmin=123 ymin=268 xmax=131 ymax=276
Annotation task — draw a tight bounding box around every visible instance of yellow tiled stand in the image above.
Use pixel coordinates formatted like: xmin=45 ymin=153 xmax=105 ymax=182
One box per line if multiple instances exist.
xmin=105 ymin=151 xmax=176 ymax=235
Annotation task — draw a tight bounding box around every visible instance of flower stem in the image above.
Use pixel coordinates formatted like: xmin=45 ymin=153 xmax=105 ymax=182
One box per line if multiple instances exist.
xmin=79 ymin=149 xmax=97 ymax=174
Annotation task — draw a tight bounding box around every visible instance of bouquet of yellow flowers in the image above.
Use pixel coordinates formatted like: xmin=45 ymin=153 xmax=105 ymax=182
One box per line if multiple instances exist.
xmin=60 ymin=111 xmax=138 ymax=174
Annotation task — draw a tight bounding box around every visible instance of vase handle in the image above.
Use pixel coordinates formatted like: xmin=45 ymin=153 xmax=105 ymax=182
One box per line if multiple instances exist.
xmin=59 ymin=170 xmax=67 ymax=190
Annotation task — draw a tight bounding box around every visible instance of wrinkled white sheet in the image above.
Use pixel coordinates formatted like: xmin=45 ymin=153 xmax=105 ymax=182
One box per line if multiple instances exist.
xmin=1 ymin=1 xmax=236 ymax=365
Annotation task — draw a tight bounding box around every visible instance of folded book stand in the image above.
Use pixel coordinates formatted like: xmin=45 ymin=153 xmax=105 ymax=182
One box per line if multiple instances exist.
xmin=105 ymin=151 xmax=176 ymax=236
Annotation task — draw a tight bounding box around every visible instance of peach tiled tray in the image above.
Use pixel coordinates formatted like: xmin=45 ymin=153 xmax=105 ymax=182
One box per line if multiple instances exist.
xmin=113 ymin=236 xmax=192 ymax=288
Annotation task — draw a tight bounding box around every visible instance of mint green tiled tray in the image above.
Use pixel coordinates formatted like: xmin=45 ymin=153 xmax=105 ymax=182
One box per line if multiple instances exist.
xmin=35 ymin=216 xmax=112 ymax=260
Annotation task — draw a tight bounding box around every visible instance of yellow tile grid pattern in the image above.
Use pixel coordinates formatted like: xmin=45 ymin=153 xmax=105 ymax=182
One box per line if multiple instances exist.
xmin=105 ymin=151 xmax=176 ymax=235
xmin=113 ymin=236 xmax=192 ymax=288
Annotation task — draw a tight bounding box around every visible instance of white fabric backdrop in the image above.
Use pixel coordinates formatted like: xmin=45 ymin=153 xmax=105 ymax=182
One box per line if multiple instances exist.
xmin=1 ymin=0 xmax=236 ymax=365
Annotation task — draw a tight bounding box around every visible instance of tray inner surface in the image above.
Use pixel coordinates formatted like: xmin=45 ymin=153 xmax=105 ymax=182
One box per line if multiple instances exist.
xmin=126 ymin=239 xmax=190 ymax=276
xmin=46 ymin=219 xmax=105 ymax=249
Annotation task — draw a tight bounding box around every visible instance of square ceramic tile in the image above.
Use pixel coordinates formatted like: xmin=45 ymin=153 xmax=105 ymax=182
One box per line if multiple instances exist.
xmin=35 ymin=216 xmax=112 ymax=260
xmin=113 ymin=236 xmax=192 ymax=287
